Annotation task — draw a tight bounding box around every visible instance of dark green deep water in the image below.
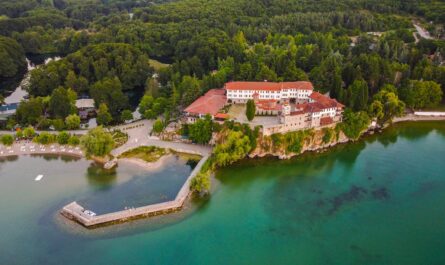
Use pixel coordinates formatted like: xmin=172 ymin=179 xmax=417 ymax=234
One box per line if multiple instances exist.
xmin=1 ymin=122 xmax=445 ymax=265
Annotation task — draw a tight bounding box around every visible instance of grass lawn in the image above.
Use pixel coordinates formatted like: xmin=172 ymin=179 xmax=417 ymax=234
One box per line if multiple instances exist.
xmin=149 ymin=59 xmax=170 ymax=71
xmin=120 ymin=146 xmax=168 ymax=163
xmin=227 ymin=104 xmax=246 ymax=120
xmin=111 ymin=130 xmax=128 ymax=148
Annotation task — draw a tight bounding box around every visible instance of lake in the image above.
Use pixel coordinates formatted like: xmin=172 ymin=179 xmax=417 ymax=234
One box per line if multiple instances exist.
xmin=0 ymin=122 xmax=445 ymax=265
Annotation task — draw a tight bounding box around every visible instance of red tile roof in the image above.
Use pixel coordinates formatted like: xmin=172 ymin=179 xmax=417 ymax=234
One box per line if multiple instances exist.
xmin=309 ymin=91 xmax=345 ymax=108
xmin=256 ymin=99 xmax=282 ymax=111
xmin=184 ymin=89 xmax=227 ymax=116
xmin=214 ymin=113 xmax=229 ymax=119
xmin=225 ymin=81 xmax=314 ymax=91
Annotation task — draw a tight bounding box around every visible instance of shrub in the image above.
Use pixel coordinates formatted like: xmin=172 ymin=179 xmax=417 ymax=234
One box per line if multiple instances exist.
xmin=52 ymin=119 xmax=65 ymax=131
xmin=68 ymin=135 xmax=80 ymax=146
xmin=23 ymin=126 xmax=35 ymax=138
xmin=34 ymin=132 xmax=56 ymax=144
xmin=57 ymin=131 xmax=70 ymax=145
xmin=1 ymin=134 xmax=14 ymax=146
xmin=65 ymin=114 xmax=81 ymax=130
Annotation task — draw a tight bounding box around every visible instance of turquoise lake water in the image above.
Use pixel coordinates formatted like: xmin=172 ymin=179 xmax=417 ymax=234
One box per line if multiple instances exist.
xmin=1 ymin=122 xmax=445 ymax=265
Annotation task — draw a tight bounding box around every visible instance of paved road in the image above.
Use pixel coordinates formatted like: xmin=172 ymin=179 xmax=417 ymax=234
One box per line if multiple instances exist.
xmin=109 ymin=119 xmax=212 ymax=157
xmin=0 ymin=119 xmax=212 ymax=157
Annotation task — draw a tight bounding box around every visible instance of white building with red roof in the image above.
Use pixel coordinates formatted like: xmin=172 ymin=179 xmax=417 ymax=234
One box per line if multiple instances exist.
xmin=225 ymin=81 xmax=313 ymax=103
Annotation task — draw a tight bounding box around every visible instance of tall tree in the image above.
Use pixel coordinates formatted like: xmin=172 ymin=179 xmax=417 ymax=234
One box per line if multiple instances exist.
xmin=246 ymin=99 xmax=256 ymax=121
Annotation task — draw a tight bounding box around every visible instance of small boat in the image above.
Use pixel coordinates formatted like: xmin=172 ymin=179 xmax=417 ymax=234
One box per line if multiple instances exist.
xmin=83 ymin=210 xmax=97 ymax=217
xmin=35 ymin=175 xmax=43 ymax=181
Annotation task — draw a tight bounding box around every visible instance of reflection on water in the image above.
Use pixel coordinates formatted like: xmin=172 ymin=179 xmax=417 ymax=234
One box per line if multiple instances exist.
xmin=85 ymin=163 xmax=118 ymax=188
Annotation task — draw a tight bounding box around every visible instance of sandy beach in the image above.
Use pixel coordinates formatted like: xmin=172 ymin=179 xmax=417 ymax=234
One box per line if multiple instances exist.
xmin=0 ymin=142 xmax=84 ymax=158
xmin=118 ymin=154 xmax=174 ymax=171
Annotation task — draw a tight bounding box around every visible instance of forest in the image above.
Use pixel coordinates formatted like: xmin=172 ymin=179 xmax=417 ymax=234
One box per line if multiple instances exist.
xmin=0 ymin=0 xmax=444 ymax=131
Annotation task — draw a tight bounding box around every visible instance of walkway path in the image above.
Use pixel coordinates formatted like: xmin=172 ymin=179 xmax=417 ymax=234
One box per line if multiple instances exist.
xmin=111 ymin=119 xmax=211 ymax=157
xmin=393 ymin=112 xmax=445 ymax=123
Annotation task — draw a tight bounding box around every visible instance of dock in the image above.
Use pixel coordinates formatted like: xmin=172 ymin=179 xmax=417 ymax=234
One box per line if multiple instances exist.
xmin=61 ymin=155 xmax=209 ymax=227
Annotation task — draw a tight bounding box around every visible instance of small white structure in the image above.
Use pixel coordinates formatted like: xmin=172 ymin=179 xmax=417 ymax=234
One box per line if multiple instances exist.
xmin=75 ymin=99 xmax=95 ymax=119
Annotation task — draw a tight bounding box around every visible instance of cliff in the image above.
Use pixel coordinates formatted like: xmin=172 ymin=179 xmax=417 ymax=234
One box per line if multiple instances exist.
xmin=249 ymin=126 xmax=351 ymax=159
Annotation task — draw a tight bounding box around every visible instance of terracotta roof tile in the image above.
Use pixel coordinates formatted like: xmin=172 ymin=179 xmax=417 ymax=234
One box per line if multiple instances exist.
xmin=184 ymin=89 xmax=227 ymax=116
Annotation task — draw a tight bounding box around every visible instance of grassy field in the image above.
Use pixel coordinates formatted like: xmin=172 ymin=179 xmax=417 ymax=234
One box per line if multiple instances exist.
xmin=111 ymin=130 xmax=128 ymax=148
xmin=149 ymin=59 xmax=170 ymax=71
xmin=120 ymin=146 xmax=168 ymax=162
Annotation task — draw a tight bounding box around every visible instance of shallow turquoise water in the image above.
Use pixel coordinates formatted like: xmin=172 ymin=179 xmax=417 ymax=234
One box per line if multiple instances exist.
xmin=1 ymin=122 xmax=445 ymax=265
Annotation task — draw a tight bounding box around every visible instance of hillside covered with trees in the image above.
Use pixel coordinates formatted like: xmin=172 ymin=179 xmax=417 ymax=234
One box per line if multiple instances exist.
xmin=0 ymin=0 xmax=444 ymax=130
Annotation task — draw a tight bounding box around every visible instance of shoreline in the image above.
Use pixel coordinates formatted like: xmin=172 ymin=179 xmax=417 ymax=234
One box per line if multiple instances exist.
xmin=118 ymin=154 xmax=174 ymax=171
xmin=251 ymin=114 xmax=445 ymax=160
xmin=0 ymin=142 xmax=84 ymax=158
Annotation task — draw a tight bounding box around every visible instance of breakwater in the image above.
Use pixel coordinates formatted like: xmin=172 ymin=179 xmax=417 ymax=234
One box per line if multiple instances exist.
xmin=61 ymin=154 xmax=209 ymax=227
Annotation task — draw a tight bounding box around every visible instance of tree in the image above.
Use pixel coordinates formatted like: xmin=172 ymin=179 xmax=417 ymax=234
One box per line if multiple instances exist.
xmin=339 ymin=110 xmax=370 ymax=140
xmin=1 ymin=134 xmax=14 ymax=146
xmin=152 ymin=119 xmax=164 ymax=134
xmin=368 ymin=100 xmax=384 ymax=120
xmin=96 ymin=103 xmax=112 ymax=126
xmin=0 ymin=36 xmax=26 ymax=78
xmin=80 ymin=126 xmax=115 ymax=157
xmin=179 ymin=75 xmax=201 ymax=107
xmin=49 ymin=87 xmax=75 ymax=119
xmin=189 ymin=115 xmax=213 ymax=144
xmin=346 ymin=79 xmax=369 ymax=111
xmin=246 ymin=99 xmax=256 ymax=121
xmin=213 ymin=130 xmax=251 ymax=167
xmin=121 ymin=110 xmax=133 ymax=122
xmin=16 ymin=97 xmax=44 ymax=125
xmin=90 ymin=77 xmax=129 ymax=119
xmin=65 ymin=114 xmax=81 ymax=130
xmin=370 ymin=88 xmax=405 ymax=122
xmin=403 ymin=80 xmax=443 ymax=109
xmin=138 ymin=94 xmax=154 ymax=115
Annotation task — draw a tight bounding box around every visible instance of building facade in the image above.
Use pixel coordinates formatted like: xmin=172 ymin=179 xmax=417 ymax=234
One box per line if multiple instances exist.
xmin=225 ymin=81 xmax=313 ymax=103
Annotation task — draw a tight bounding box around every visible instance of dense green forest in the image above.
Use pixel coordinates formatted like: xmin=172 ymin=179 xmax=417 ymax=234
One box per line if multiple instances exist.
xmin=0 ymin=0 xmax=445 ymax=129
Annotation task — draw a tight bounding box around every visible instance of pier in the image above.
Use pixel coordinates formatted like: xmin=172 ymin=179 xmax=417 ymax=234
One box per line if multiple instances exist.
xmin=61 ymin=154 xmax=209 ymax=227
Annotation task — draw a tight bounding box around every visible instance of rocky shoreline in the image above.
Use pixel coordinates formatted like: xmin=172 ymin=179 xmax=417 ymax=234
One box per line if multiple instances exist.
xmin=249 ymin=114 xmax=445 ymax=160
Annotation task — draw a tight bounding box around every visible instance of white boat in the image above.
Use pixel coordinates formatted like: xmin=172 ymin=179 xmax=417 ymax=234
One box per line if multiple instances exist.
xmin=83 ymin=210 xmax=97 ymax=217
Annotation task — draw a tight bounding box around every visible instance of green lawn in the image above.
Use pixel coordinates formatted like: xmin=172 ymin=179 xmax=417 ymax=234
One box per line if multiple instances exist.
xmin=120 ymin=146 xmax=167 ymax=162
xmin=149 ymin=59 xmax=170 ymax=71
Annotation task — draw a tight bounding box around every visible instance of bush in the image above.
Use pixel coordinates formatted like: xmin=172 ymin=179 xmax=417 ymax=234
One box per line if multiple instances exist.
xmin=152 ymin=119 xmax=164 ymax=134
xmin=190 ymin=171 xmax=211 ymax=194
xmin=322 ymin=128 xmax=334 ymax=144
xmin=34 ymin=132 xmax=56 ymax=144
xmin=121 ymin=109 xmax=133 ymax=122
xmin=57 ymin=131 xmax=70 ymax=145
xmin=1 ymin=134 xmax=14 ymax=146
xmin=23 ymin=126 xmax=35 ymax=138
xmin=15 ymin=130 xmax=23 ymax=139
xmin=52 ymin=119 xmax=65 ymax=131
xmin=68 ymin=135 xmax=80 ymax=146
xmin=65 ymin=114 xmax=81 ymax=130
